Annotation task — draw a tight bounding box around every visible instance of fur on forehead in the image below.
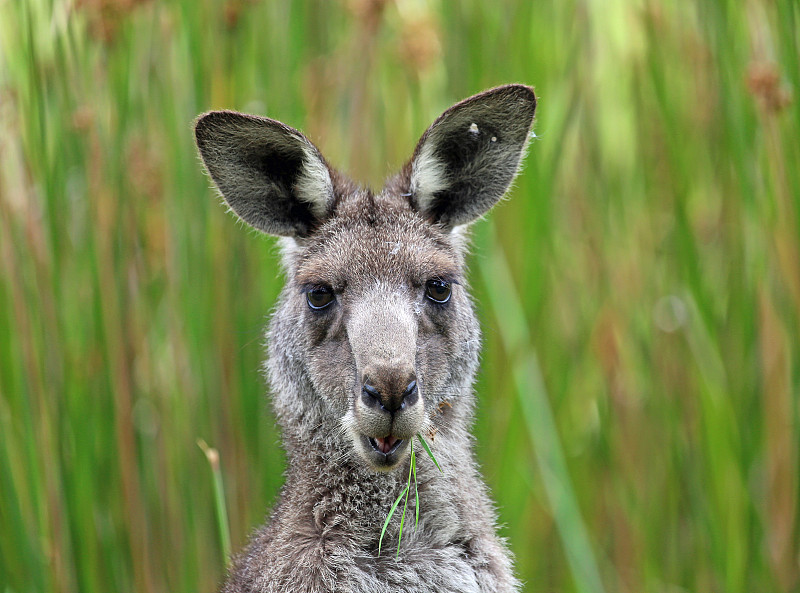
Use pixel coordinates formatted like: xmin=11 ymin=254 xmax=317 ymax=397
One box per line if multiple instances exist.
xmin=281 ymin=189 xmax=466 ymax=288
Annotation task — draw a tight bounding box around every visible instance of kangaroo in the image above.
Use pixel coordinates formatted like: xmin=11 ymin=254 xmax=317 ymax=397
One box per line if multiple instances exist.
xmin=194 ymin=84 xmax=536 ymax=593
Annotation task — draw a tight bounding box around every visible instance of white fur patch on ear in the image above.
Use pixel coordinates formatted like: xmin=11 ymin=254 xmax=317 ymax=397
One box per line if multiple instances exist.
xmin=449 ymin=223 xmax=472 ymax=251
xmin=277 ymin=236 xmax=302 ymax=271
xmin=410 ymin=140 xmax=449 ymax=214
xmin=295 ymin=143 xmax=334 ymax=218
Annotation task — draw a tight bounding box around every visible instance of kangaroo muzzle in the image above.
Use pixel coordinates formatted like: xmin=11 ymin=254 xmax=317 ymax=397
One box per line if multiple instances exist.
xmin=347 ymin=290 xmax=426 ymax=469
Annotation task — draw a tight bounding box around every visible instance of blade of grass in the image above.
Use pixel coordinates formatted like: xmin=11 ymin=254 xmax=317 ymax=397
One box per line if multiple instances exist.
xmin=197 ymin=440 xmax=232 ymax=566
xmin=413 ymin=448 xmax=420 ymax=530
xmin=395 ymin=441 xmax=417 ymax=557
xmin=378 ymin=485 xmax=408 ymax=557
xmin=416 ymin=434 xmax=442 ymax=473
xmin=396 ymin=460 xmax=413 ymax=559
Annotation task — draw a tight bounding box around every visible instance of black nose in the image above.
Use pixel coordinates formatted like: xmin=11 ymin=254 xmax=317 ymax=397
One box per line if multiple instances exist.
xmin=361 ymin=372 xmax=418 ymax=413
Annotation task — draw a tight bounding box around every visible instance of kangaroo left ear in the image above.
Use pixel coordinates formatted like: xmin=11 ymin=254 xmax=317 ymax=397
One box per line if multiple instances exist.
xmin=195 ymin=111 xmax=334 ymax=237
xmin=408 ymin=84 xmax=536 ymax=228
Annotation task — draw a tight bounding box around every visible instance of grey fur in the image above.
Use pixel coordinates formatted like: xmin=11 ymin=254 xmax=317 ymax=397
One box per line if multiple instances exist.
xmin=194 ymin=84 xmax=536 ymax=593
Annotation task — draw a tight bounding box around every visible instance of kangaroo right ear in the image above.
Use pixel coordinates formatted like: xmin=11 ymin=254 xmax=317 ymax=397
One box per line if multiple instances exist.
xmin=195 ymin=111 xmax=334 ymax=237
xmin=409 ymin=84 xmax=536 ymax=228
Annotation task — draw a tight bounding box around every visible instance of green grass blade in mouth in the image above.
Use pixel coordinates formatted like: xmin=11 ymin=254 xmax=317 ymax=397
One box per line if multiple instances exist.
xmin=416 ymin=434 xmax=442 ymax=473
xmin=396 ymin=440 xmax=416 ymax=557
xmin=397 ymin=471 xmax=412 ymax=558
xmin=413 ymin=449 xmax=420 ymax=530
xmin=378 ymin=485 xmax=408 ymax=556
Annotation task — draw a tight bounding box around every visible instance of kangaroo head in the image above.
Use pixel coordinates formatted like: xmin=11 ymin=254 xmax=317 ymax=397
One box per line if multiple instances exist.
xmin=195 ymin=85 xmax=536 ymax=472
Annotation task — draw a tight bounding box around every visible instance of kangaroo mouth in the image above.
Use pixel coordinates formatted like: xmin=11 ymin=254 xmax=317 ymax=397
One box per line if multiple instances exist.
xmin=368 ymin=435 xmax=403 ymax=455
xmin=356 ymin=433 xmax=411 ymax=470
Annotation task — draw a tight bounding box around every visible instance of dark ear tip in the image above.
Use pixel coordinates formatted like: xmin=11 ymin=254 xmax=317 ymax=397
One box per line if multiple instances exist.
xmin=194 ymin=110 xmax=243 ymax=142
xmin=497 ymin=82 xmax=535 ymax=96
xmin=457 ymin=84 xmax=536 ymax=123
xmin=495 ymin=83 xmax=537 ymax=114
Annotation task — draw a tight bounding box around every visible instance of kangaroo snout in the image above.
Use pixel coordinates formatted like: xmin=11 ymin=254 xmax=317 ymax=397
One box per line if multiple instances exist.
xmin=355 ymin=361 xmax=423 ymax=469
xmin=354 ymin=358 xmax=425 ymax=469
xmin=345 ymin=290 xmax=426 ymax=467
xmin=347 ymin=296 xmax=426 ymax=471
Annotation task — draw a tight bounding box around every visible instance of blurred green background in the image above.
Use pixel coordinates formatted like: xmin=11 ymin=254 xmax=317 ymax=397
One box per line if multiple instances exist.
xmin=1 ymin=0 xmax=799 ymax=591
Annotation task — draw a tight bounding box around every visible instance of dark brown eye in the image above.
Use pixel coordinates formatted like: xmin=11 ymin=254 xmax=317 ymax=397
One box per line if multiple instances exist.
xmin=425 ymin=279 xmax=452 ymax=304
xmin=306 ymin=287 xmax=334 ymax=310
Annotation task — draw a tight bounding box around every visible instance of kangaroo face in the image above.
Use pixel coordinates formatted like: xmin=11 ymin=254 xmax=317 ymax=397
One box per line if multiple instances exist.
xmin=287 ymin=202 xmax=474 ymax=469
xmin=195 ymin=85 xmax=536 ymax=472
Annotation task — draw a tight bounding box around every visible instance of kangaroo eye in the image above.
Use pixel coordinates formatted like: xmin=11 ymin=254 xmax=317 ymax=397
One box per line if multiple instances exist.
xmin=306 ymin=286 xmax=335 ymax=310
xmin=425 ymin=279 xmax=452 ymax=304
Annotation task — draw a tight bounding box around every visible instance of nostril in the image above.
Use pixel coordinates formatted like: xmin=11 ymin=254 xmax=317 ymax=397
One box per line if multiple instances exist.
xmin=361 ymin=383 xmax=381 ymax=407
xmin=403 ymin=379 xmax=419 ymax=406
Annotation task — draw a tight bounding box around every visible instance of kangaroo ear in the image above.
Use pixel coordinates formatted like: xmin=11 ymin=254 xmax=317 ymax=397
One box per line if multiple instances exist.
xmin=409 ymin=84 xmax=536 ymax=228
xmin=195 ymin=111 xmax=334 ymax=237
